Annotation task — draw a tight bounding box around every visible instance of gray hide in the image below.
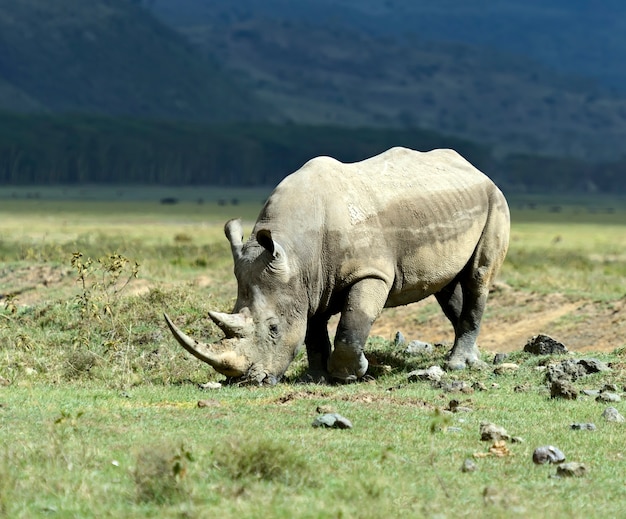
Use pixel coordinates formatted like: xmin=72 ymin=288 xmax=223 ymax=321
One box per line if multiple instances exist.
xmin=165 ymin=147 xmax=510 ymax=384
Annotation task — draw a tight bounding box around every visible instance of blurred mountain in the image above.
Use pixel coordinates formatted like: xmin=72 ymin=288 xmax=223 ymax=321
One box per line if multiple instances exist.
xmin=149 ymin=0 xmax=626 ymax=161
xmin=0 ymin=0 xmax=271 ymax=122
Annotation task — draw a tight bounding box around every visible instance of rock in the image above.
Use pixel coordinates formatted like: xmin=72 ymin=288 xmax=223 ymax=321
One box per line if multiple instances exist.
xmin=447 ymin=399 xmax=473 ymax=413
xmin=550 ymin=379 xmax=578 ymax=400
xmin=602 ymin=407 xmax=625 ymax=423
xmin=433 ymin=380 xmax=474 ymax=393
xmin=472 ymin=381 xmax=488 ymax=391
xmin=312 ymin=413 xmax=353 ymax=429
xmin=532 ymin=445 xmax=566 ymax=465
xmin=546 ymin=360 xmax=587 ymax=383
xmin=407 ymin=365 xmax=445 ymax=383
xmin=461 ymin=458 xmax=477 ymax=473
xmin=596 ymin=392 xmax=621 ymax=403
xmin=316 ymin=405 xmax=336 ymax=414
xmin=577 ymin=358 xmax=610 ymax=374
xmin=570 ymin=423 xmax=596 ymax=431
xmin=199 ymin=381 xmax=222 ymax=390
xmin=494 ymin=363 xmax=519 ymax=375
xmin=513 ymin=383 xmax=532 ymax=393
xmin=602 ymin=383 xmax=618 ymax=392
xmin=394 ymin=331 xmax=406 ymax=346
xmin=556 ymin=462 xmax=587 ymax=477
xmin=524 ymin=334 xmax=568 ymax=355
xmin=405 ymin=340 xmax=434 ymax=355
xmin=581 ymin=389 xmax=600 ymax=397
xmin=493 ymin=353 xmax=508 ymax=365
xmin=446 ymin=426 xmax=462 ymax=433
xmin=480 ymin=422 xmax=510 ymax=442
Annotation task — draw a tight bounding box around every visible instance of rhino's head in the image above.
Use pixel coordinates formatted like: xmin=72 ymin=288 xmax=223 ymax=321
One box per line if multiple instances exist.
xmin=165 ymin=219 xmax=308 ymax=385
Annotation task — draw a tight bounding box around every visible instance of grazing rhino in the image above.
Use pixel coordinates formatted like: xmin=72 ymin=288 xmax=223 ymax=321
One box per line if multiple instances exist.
xmin=165 ymin=147 xmax=510 ymax=384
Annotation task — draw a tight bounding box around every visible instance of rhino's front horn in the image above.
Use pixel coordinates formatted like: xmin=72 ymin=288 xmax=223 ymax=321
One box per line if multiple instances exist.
xmin=208 ymin=308 xmax=254 ymax=339
xmin=163 ymin=313 xmax=249 ymax=377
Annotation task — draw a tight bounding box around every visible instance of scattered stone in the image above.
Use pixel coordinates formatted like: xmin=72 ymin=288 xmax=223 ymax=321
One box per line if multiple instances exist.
xmin=405 ymin=340 xmax=434 ymax=355
xmin=556 ymin=462 xmax=587 ymax=478
xmin=532 ymin=445 xmax=566 ymax=465
xmin=447 ymin=399 xmax=473 ymax=413
xmin=461 ymin=458 xmax=477 ymax=473
xmin=545 ymin=360 xmax=587 ymax=383
xmin=446 ymin=426 xmax=462 ymax=433
xmin=316 ymin=405 xmax=336 ymax=415
xmin=596 ymin=392 xmax=621 ymax=403
xmin=432 ymin=380 xmax=474 ymax=393
xmin=577 ymin=358 xmax=610 ymax=374
xmin=581 ymin=389 xmax=601 ymax=397
xmin=0 ymin=376 xmax=10 ymax=387
xmin=514 ymin=383 xmax=532 ymax=393
xmin=490 ymin=383 xmax=500 ymax=389
xmin=494 ymin=363 xmax=519 ymax=375
xmin=480 ymin=422 xmax=510 ymax=442
xmin=312 ymin=413 xmax=353 ymax=429
xmin=524 ymin=334 xmax=568 ymax=355
xmin=394 ymin=331 xmax=406 ymax=346
xmin=475 ymin=440 xmax=512 ymax=458
xmin=602 ymin=383 xmax=618 ymax=392
xmin=570 ymin=423 xmax=596 ymax=431
xmin=472 ymin=381 xmax=488 ymax=391
xmin=407 ymin=365 xmax=445 ymax=383
xmin=197 ymin=399 xmax=221 ymax=408
xmin=199 ymin=381 xmax=222 ymax=390
xmin=511 ymin=436 xmax=525 ymax=444
xmin=493 ymin=353 xmax=508 ymax=365
xmin=550 ymin=379 xmax=578 ymax=400
xmin=602 ymin=407 xmax=625 ymax=423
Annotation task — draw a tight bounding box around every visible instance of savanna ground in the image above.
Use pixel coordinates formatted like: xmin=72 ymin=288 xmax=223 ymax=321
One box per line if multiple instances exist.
xmin=0 ymin=186 xmax=625 ymax=518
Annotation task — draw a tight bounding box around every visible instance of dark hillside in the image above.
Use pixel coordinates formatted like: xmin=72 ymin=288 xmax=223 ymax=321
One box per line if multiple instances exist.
xmin=150 ymin=1 xmax=626 ymax=162
xmin=0 ymin=0 xmax=271 ymax=122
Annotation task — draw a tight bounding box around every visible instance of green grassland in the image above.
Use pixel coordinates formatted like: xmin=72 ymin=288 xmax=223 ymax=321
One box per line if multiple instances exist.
xmin=0 ymin=190 xmax=625 ymax=518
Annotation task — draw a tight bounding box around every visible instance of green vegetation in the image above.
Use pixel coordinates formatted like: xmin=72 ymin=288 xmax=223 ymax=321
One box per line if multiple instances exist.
xmin=2 ymin=112 xmax=626 ymax=192
xmin=0 ymin=194 xmax=625 ymax=517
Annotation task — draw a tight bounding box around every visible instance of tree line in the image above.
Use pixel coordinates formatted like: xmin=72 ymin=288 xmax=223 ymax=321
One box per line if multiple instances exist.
xmin=0 ymin=112 xmax=623 ymax=193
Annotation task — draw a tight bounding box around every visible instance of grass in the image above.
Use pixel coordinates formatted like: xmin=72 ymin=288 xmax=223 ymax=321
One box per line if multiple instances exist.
xmin=0 ymin=189 xmax=625 ymax=517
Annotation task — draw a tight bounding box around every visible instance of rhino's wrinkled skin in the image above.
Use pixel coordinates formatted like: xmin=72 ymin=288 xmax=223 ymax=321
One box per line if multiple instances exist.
xmin=165 ymin=147 xmax=510 ymax=384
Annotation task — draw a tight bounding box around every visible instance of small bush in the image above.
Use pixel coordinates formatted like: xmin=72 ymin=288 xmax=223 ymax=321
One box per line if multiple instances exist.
xmin=133 ymin=443 xmax=193 ymax=504
xmin=213 ymin=436 xmax=309 ymax=486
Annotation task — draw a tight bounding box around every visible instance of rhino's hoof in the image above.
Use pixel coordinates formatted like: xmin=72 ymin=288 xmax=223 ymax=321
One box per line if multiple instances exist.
xmin=445 ymin=355 xmax=486 ymax=371
xmin=331 ymin=374 xmax=359 ymax=384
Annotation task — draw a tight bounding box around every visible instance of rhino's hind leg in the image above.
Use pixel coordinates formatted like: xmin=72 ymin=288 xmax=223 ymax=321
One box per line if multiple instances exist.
xmin=435 ymin=280 xmax=483 ymax=369
xmin=304 ymin=316 xmax=332 ymax=382
xmin=328 ymin=278 xmax=389 ymax=382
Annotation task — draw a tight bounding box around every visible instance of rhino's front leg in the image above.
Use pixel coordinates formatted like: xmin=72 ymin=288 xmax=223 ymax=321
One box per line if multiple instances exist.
xmin=304 ymin=316 xmax=332 ymax=382
xmin=328 ymin=278 xmax=389 ymax=382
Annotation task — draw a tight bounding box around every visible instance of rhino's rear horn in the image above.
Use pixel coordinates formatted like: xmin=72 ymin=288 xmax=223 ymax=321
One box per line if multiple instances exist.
xmin=224 ymin=219 xmax=244 ymax=261
xmin=208 ymin=308 xmax=254 ymax=339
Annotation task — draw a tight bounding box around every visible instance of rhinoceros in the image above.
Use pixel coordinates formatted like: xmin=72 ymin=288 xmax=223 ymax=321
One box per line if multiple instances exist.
xmin=164 ymin=147 xmax=510 ymax=384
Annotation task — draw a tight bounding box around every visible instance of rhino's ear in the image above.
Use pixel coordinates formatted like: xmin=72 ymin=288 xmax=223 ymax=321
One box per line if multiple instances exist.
xmin=224 ymin=219 xmax=244 ymax=262
xmin=256 ymin=228 xmax=289 ymax=277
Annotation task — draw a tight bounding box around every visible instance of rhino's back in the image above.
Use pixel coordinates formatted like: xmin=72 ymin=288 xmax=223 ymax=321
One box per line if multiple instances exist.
xmin=267 ymin=147 xmax=494 ymax=225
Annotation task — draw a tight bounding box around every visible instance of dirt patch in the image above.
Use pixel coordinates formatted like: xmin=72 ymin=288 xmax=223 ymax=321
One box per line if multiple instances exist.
xmin=365 ymin=287 xmax=626 ymax=354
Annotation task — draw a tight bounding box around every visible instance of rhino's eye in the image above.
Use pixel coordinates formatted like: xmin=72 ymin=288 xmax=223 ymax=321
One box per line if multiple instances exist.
xmin=268 ymin=323 xmax=280 ymax=337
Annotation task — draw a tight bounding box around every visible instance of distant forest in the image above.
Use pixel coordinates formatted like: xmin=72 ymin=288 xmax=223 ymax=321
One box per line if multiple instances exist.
xmin=0 ymin=112 xmax=624 ymax=193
